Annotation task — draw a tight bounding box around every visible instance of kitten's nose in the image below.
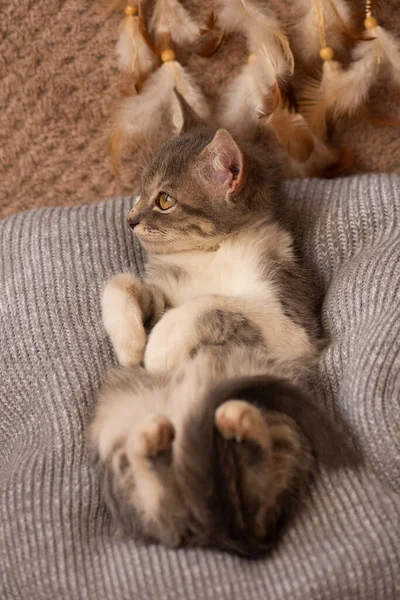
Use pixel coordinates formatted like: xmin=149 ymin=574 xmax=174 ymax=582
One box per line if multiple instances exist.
xmin=127 ymin=214 xmax=140 ymax=229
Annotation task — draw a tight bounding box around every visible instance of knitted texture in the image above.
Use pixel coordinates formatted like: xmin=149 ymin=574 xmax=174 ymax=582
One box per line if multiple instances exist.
xmin=1 ymin=174 xmax=399 ymax=599
xmin=1 ymin=1 xmax=400 ymax=219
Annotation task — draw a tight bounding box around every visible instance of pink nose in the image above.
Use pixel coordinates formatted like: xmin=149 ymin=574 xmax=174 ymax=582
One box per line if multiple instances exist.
xmin=127 ymin=215 xmax=140 ymax=229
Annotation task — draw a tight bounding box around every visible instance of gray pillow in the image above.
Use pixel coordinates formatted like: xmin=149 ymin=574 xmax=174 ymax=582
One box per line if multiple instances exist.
xmin=1 ymin=174 xmax=399 ymax=600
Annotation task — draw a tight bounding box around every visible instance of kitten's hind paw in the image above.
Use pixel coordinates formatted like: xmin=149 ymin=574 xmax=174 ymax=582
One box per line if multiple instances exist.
xmin=130 ymin=414 xmax=175 ymax=457
xmin=215 ymin=400 xmax=270 ymax=448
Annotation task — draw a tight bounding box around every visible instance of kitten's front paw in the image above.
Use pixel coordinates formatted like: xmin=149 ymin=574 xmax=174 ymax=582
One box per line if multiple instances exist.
xmin=128 ymin=414 xmax=175 ymax=457
xmin=215 ymin=400 xmax=270 ymax=447
xmin=102 ymin=274 xmax=146 ymax=367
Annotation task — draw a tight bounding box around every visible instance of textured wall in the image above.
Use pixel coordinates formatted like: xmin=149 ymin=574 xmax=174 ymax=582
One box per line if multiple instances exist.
xmin=0 ymin=0 xmax=399 ymax=219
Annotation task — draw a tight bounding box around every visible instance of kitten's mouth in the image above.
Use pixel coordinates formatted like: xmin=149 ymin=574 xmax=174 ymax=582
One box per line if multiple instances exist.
xmin=132 ymin=223 xmax=161 ymax=246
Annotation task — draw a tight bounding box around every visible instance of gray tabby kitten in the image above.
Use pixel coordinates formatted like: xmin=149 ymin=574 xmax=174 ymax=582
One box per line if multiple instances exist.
xmin=89 ymin=94 xmax=346 ymax=557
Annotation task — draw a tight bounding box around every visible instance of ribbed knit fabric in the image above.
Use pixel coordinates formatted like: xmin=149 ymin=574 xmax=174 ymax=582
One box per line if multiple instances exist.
xmin=1 ymin=174 xmax=399 ymax=599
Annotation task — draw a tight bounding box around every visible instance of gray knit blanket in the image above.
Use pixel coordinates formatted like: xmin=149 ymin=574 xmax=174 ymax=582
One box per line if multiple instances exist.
xmin=1 ymin=174 xmax=399 ymax=600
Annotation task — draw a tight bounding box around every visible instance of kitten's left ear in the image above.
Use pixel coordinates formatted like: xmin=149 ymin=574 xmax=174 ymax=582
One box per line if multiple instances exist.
xmin=199 ymin=129 xmax=244 ymax=198
xmin=173 ymin=88 xmax=205 ymax=134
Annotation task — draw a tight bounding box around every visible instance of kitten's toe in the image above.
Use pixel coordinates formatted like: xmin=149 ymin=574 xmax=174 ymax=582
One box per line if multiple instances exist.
xmin=215 ymin=400 xmax=269 ymax=446
xmin=132 ymin=414 xmax=175 ymax=457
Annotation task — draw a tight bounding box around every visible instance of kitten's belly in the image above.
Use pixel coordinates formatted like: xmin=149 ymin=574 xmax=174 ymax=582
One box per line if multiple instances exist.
xmin=144 ymin=292 xmax=314 ymax=376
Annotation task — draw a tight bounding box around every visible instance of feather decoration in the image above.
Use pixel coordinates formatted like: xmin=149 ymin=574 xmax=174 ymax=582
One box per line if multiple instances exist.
xmin=219 ymin=57 xmax=276 ymax=138
xmin=150 ymin=0 xmax=199 ymax=48
xmin=284 ymin=134 xmax=344 ymax=178
xmin=291 ymin=0 xmax=354 ymax=63
xmin=299 ymin=43 xmax=378 ymax=137
xmin=363 ymin=24 xmax=400 ymax=85
xmin=116 ymin=5 xmax=157 ymax=81
xmin=219 ymin=54 xmax=317 ymax=164
xmin=263 ymin=110 xmax=315 ymax=163
xmin=299 ymin=0 xmax=400 ymax=137
xmin=196 ymin=11 xmax=225 ymax=57
xmin=217 ymin=0 xmax=294 ymax=79
xmin=257 ymin=105 xmax=342 ymax=177
xmin=111 ymin=58 xmax=209 ymax=172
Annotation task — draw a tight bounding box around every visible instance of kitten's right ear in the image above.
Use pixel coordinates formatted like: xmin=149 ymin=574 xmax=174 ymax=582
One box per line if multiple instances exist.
xmin=173 ymin=88 xmax=204 ymax=134
xmin=199 ymin=129 xmax=244 ymax=199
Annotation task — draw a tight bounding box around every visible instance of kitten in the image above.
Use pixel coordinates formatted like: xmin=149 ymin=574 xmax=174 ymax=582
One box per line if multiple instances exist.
xmin=89 ymin=93 xmax=347 ymax=557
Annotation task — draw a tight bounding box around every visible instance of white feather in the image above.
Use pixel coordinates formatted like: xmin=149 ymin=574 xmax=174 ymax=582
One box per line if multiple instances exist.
xmin=219 ymin=59 xmax=275 ymax=137
xmin=114 ymin=62 xmax=208 ymax=145
xmin=150 ymin=0 xmax=199 ymax=45
xmin=168 ymin=62 xmax=210 ymax=129
xmin=291 ymin=0 xmax=353 ymax=62
xmin=114 ymin=64 xmax=174 ymax=149
xmin=116 ymin=15 xmax=156 ymax=77
xmin=322 ymin=45 xmax=378 ymax=117
xmin=217 ymin=0 xmax=293 ymax=78
xmin=371 ymin=26 xmax=400 ymax=84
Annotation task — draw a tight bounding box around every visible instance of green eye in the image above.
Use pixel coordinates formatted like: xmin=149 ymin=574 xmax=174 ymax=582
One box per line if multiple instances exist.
xmin=157 ymin=192 xmax=176 ymax=211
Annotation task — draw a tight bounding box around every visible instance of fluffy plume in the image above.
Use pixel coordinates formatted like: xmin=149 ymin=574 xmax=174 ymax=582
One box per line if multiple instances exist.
xmin=217 ymin=0 xmax=294 ymax=79
xmin=150 ymin=0 xmax=199 ymax=47
xmin=290 ymin=0 xmax=354 ymax=63
xmin=299 ymin=49 xmax=376 ymax=136
xmin=219 ymin=54 xmax=317 ymax=165
xmin=265 ymin=111 xmax=315 ymax=163
xmin=111 ymin=61 xmax=209 ymax=171
xmin=116 ymin=12 xmax=157 ymax=80
xmin=298 ymin=28 xmax=398 ymax=137
xmin=196 ymin=11 xmax=225 ymax=57
xmin=219 ymin=58 xmax=276 ymax=138
xmin=368 ymin=25 xmax=400 ymax=84
xmin=284 ymin=133 xmax=344 ymax=178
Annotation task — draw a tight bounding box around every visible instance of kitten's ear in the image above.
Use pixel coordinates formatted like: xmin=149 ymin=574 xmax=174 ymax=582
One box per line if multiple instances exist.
xmin=173 ymin=88 xmax=204 ymax=134
xmin=199 ymin=129 xmax=244 ymax=197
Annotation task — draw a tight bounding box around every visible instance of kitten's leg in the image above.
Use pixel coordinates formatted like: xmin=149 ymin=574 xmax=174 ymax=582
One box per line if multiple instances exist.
xmin=121 ymin=414 xmax=175 ymax=528
xmin=215 ymin=400 xmax=271 ymax=448
xmin=92 ymin=408 xmax=175 ymax=533
xmin=102 ymin=273 xmax=167 ymax=366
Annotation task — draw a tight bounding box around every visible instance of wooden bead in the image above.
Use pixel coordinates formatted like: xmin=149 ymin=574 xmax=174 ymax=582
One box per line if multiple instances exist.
xmin=364 ymin=16 xmax=378 ymax=29
xmin=124 ymin=5 xmax=137 ymax=16
xmin=319 ymin=46 xmax=334 ymax=61
xmin=247 ymin=53 xmax=258 ymax=63
xmin=161 ymin=49 xmax=176 ymax=63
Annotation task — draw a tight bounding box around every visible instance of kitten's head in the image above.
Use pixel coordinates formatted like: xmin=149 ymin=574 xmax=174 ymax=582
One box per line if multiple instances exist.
xmin=127 ymin=92 xmax=283 ymax=253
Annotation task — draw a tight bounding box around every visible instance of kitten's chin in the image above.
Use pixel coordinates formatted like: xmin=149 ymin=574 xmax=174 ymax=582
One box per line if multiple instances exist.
xmin=137 ymin=237 xmax=162 ymax=252
xmin=133 ymin=226 xmax=162 ymax=251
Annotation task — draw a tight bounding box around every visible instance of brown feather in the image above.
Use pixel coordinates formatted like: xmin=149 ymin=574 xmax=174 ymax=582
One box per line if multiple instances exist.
xmin=262 ymin=110 xmax=315 ymax=163
xmin=261 ymin=80 xmax=297 ymax=117
xmin=199 ymin=11 xmax=218 ymax=35
xmin=138 ymin=0 xmax=161 ymax=58
xmin=195 ymin=30 xmax=226 ymax=57
xmin=298 ymin=76 xmax=328 ymax=139
xmin=109 ymin=128 xmax=124 ymax=177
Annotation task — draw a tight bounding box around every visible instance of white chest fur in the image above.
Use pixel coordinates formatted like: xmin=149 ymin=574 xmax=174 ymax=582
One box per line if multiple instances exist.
xmin=146 ymin=222 xmax=294 ymax=307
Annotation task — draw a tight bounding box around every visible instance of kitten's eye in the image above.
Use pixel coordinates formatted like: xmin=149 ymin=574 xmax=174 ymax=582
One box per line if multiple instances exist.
xmin=157 ymin=192 xmax=176 ymax=211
